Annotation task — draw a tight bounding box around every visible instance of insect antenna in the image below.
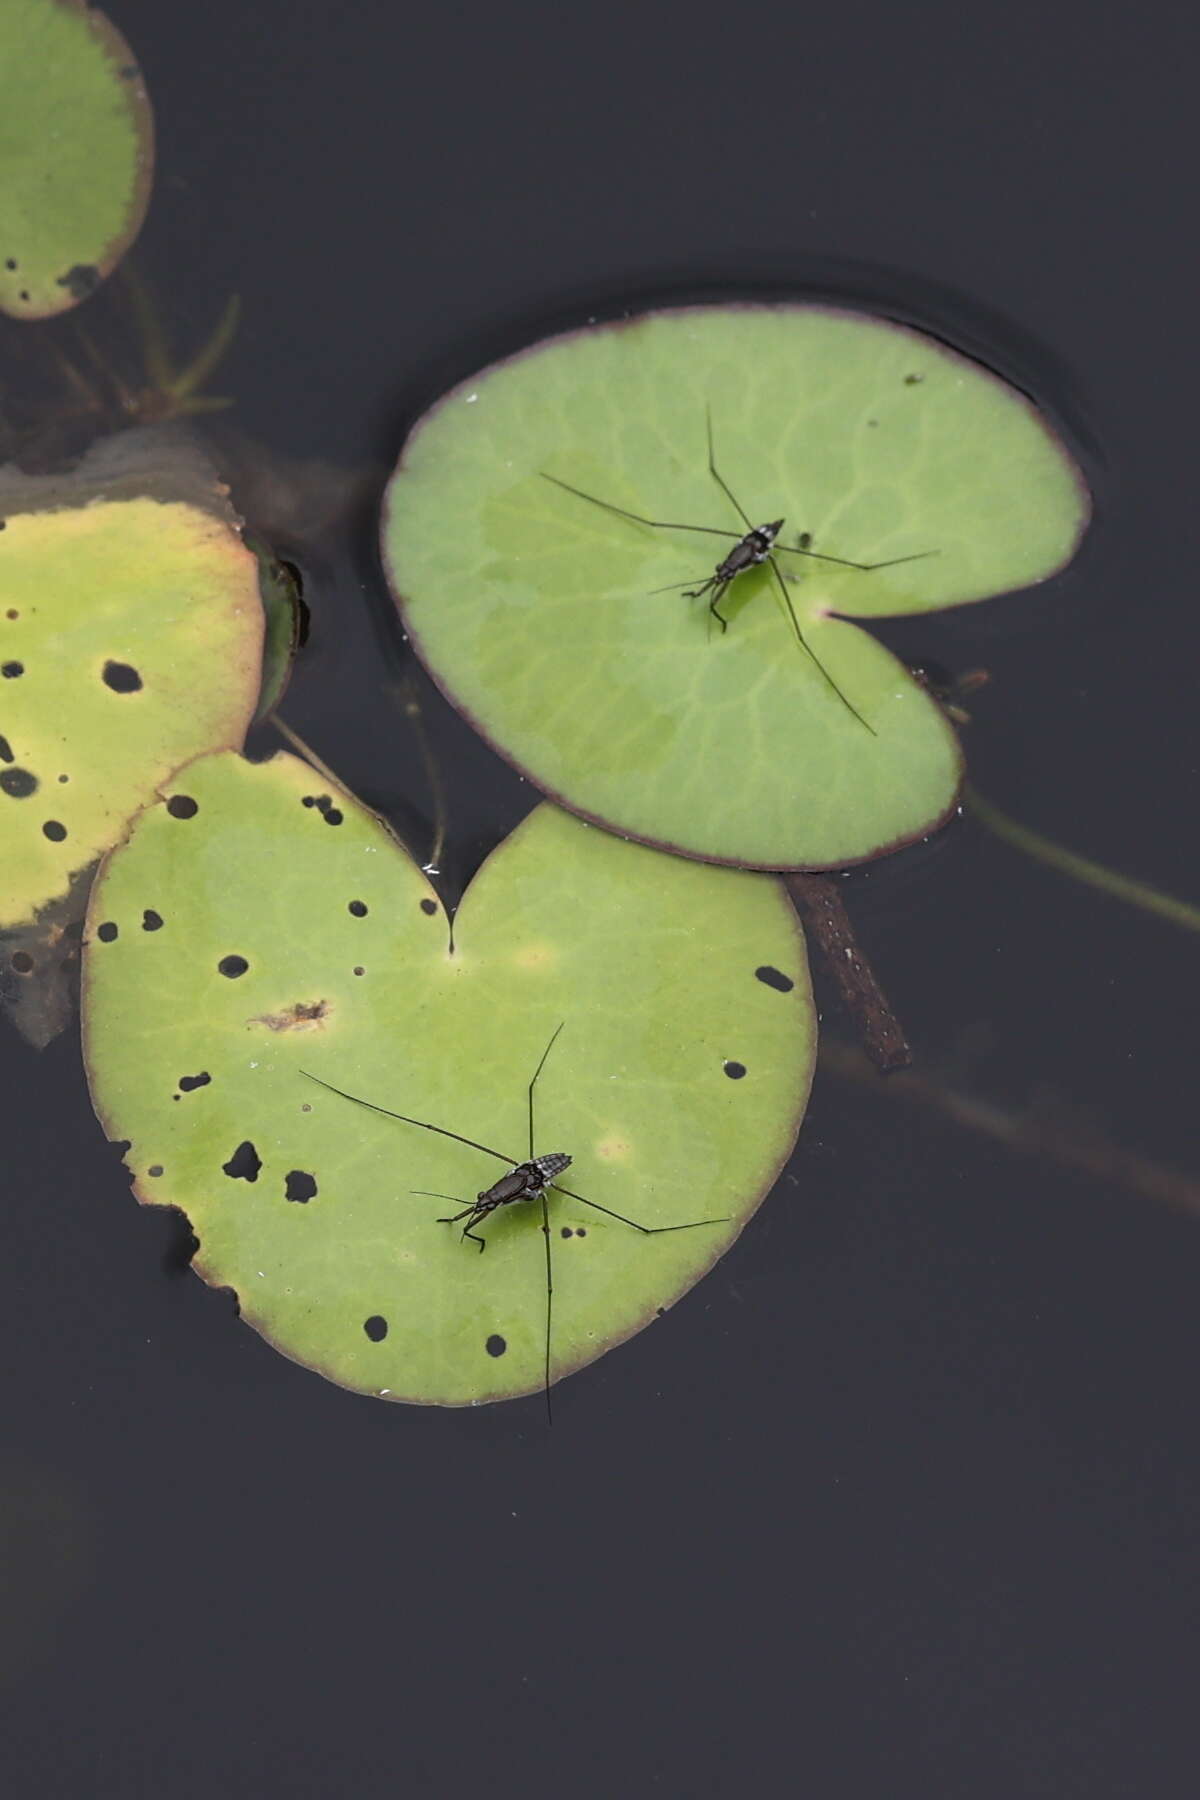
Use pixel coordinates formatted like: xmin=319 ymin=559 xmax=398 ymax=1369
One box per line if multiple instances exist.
xmin=702 ymin=407 xmax=877 ymax=735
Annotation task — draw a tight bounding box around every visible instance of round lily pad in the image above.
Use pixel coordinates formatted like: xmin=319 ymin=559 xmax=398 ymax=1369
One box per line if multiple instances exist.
xmin=0 ymin=429 xmax=265 ymax=931
xmin=0 ymin=1 xmax=153 ymax=319
xmin=382 ymin=304 xmax=1089 ymax=870
xmin=82 ymin=751 xmax=813 ymax=1406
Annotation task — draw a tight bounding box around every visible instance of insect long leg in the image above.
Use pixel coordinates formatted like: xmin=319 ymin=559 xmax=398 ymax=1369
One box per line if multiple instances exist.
xmin=527 ymin=1023 xmax=565 ymax=1423
xmin=528 ymin=1022 xmax=565 ymax=1160
xmin=540 ymin=472 xmax=740 ymax=543
xmin=541 ymin=1189 xmax=554 ymax=1426
xmin=764 ymin=554 xmax=876 ymax=735
xmin=774 ymin=540 xmax=939 ymax=572
xmin=300 ymin=1070 xmax=516 ymax=1169
xmin=549 ymin=1182 xmax=726 ymax=1235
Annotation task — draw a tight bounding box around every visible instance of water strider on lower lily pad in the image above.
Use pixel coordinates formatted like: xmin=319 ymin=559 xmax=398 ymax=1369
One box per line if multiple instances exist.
xmin=82 ymin=749 xmax=814 ymax=1408
xmin=382 ymin=303 xmax=1090 ymax=871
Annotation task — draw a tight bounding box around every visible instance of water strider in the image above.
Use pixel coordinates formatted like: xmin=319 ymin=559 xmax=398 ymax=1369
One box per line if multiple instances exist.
xmin=300 ymin=1024 xmax=725 ymax=1421
xmin=542 ymin=408 xmax=938 ymax=735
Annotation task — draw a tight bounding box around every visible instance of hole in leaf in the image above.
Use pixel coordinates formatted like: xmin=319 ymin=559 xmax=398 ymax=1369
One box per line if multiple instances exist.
xmin=166 ymin=795 xmax=198 ymax=819
xmin=348 ymin=900 xmax=367 ymax=917
xmin=142 ymin=909 xmax=163 ymax=931
xmin=0 ymin=767 xmax=36 ymax=797
xmin=285 ymin=1170 xmax=318 ymax=1204
xmin=42 ymin=820 xmax=67 ymax=841
xmin=420 ymin=899 xmax=437 ymax=915
xmin=177 ymin=1072 xmax=211 ymax=1092
xmin=222 ymin=1141 xmax=262 ymax=1182
xmin=755 ymin=965 xmax=794 ymax=992
xmin=102 ymin=661 xmax=143 ymax=693
xmin=2 ymin=662 xmax=24 ymax=677
xmin=218 ymin=955 xmax=249 ymax=978
xmin=363 ymin=1315 xmax=388 ymax=1342
xmin=0 ymin=734 xmax=12 ymax=761
xmin=96 ymin=921 xmax=118 ymax=942
xmin=486 ymin=1334 xmax=507 ymax=1358
xmin=723 ymin=1060 xmax=747 ymax=1079
xmin=147 ymin=1165 xmax=163 ymax=1178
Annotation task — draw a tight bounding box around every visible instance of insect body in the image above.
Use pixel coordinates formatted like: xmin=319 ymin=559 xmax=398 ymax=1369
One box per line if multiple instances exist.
xmin=299 ymin=1026 xmax=724 ymax=1420
xmin=442 ymin=1152 xmax=572 ymax=1250
xmin=681 ymin=518 xmax=783 ymax=631
xmin=543 ymin=408 xmax=938 ymax=734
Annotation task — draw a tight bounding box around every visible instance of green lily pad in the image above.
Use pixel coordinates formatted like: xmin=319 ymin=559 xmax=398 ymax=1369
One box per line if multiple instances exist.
xmin=82 ymin=751 xmax=813 ymax=1406
xmin=382 ymin=304 xmax=1089 ymax=869
xmin=0 ymin=1 xmax=153 ymax=319
xmin=0 ymin=428 xmax=265 ymax=932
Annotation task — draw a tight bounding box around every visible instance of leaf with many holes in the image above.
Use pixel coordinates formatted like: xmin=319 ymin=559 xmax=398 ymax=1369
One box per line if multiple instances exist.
xmin=0 ymin=428 xmax=264 ymax=933
xmin=82 ymin=751 xmax=814 ymax=1406
xmin=382 ymin=303 xmax=1089 ymax=870
xmin=0 ymin=0 xmax=153 ymax=319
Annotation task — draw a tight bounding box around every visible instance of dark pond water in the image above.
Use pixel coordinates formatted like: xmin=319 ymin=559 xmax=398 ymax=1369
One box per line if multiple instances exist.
xmin=3 ymin=3 xmax=1199 ymax=1795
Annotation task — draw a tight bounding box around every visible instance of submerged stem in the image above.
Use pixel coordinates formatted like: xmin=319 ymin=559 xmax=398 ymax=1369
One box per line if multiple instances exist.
xmin=967 ymin=785 xmax=1200 ymax=935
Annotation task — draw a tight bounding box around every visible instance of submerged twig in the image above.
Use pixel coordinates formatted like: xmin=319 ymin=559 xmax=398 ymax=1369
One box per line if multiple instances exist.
xmin=787 ymin=873 xmax=911 ymax=1073
xmin=820 ymin=1037 xmax=1200 ymax=1218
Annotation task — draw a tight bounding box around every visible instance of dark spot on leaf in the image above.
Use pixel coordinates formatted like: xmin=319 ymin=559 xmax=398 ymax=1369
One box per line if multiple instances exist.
xmin=904 ymin=372 xmax=924 ymax=384
xmin=17 ymin=292 xmax=28 ymax=304
xmin=0 ymin=767 xmax=36 ymax=797
xmin=57 ymin=773 xmax=68 ymax=783
xmin=364 ymin=1315 xmax=388 ymax=1342
xmin=0 ymin=735 xmax=11 ymax=761
xmin=285 ymin=1170 xmax=318 ymax=1204
xmin=147 ymin=1165 xmax=163 ymax=1178
xmin=2 ymin=662 xmax=24 ymax=678
xmin=167 ymin=794 xmax=198 ymax=819
xmin=576 ymin=1228 xmax=586 ymax=1237
xmin=142 ymin=909 xmax=163 ymax=931
xmin=561 ymin=1226 xmax=573 ymax=1238
xmin=723 ymin=1060 xmax=747 ymax=1079
xmin=755 ymin=965 xmax=794 ymax=993
xmin=420 ymin=899 xmax=437 ymax=916
xmin=303 ymin=793 xmax=344 ymax=827
xmin=353 ymin=966 xmax=365 ymax=977
xmin=178 ymin=1072 xmax=211 ymax=1092
xmin=348 ymin=900 xmax=367 ymax=917
xmin=3 ymin=259 xmax=14 ymax=271
xmin=56 ymin=265 xmax=101 ymax=299
xmin=222 ymin=1140 xmax=262 ymax=1182
xmin=486 ymin=1334 xmax=507 ymax=1358
xmin=42 ymin=820 xmax=66 ymax=841
xmin=10 ymin=951 xmax=33 ymax=974
xmin=96 ymin=921 xmax=118 ymax=943
xmin=102 ymin=660 xmax=142 ymax=693
xmin=218 ymin=954 xmax=248 ymax=978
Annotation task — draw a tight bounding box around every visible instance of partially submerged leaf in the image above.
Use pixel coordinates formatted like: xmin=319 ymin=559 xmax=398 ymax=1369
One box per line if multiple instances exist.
xmin=0 ymin=0 xmax=153 ymax=319
xmin=0 ymin=428 xmax=264 ymax=931
xmin=382 ymin=304 xmax=1089 ymax=869
xmin=83 ymin=751 xmax=814 ymax=1405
